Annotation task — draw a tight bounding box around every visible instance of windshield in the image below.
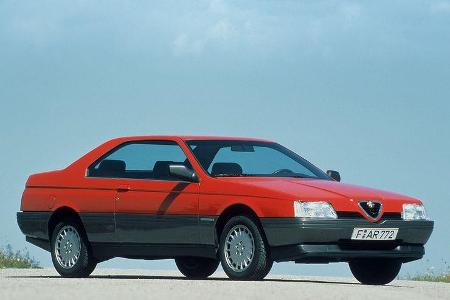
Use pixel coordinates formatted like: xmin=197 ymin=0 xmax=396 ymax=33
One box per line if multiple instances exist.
xmin=186 ymin=140 xmax=330 ymax=179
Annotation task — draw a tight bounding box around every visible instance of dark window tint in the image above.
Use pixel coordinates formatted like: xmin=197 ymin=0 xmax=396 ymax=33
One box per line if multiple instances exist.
xmin=187 ymin=140 xmax=329 ymax=179
xmin=209 ymin=146 xmax=317 ymax=177
xmin=88 ymin=141 xmax=191 ymax=180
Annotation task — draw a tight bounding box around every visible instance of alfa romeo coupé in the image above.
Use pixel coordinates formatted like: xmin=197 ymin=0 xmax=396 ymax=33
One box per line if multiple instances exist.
xmin=17 ymin=136 xmax=433 ymax=284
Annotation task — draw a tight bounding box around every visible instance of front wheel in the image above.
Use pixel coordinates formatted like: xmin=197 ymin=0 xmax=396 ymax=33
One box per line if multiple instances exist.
xmin=349 ymin=259 xmax=402 ymax=285
xmin=219 ymin=216 xmax=272 ymax=280
xmin=51 ymin=221 xmax=97 ymax=278
xmin=175 ymin=257 xmax=219 ymax=279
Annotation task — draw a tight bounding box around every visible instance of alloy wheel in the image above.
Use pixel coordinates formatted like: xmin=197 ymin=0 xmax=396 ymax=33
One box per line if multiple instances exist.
xmin=54 ymin=225 xmax=82 ymax=269
xmin=224 ymin=225 xmax=255 ymax=272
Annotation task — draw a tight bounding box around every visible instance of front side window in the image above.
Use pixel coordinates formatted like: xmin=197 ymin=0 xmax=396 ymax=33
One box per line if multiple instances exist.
xmin=187 ymin=140 xmax=329 ymax=179
xmin=88 ymin=141 xmax=191 ymax=180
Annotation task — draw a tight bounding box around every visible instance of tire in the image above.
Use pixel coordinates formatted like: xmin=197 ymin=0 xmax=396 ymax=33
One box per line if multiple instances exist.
xmin=175 ymin=257 xmax=219 ymax=279
xmin=349 ymin=259 xmax=402 ymax=285
xmin=219 ymin=215 xmax=272 ymax=280
xmin=50 ymin=220 xmax=97 ymax=278
xmin=260 ymin=257 xmax=274 ymax=279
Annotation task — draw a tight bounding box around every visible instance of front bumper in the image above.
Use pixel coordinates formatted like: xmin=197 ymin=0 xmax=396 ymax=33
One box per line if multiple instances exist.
xmin=261 ymin=218 xmax=434 ymax=263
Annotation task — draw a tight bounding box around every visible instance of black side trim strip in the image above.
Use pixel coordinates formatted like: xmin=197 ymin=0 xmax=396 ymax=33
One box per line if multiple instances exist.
xmin=91 ymin=243 xmax=217 ymax=260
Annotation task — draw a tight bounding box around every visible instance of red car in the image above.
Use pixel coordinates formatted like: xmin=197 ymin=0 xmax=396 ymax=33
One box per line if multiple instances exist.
xmin=17 ymin=136 xmax=433 ymax=284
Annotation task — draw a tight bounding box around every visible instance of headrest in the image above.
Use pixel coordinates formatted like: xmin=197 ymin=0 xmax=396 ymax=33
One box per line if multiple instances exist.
xmin=152 ymin=161 xmax=174 ymax=179
xmin=96 ymin=159 xmax=126 ymax=177
xmin=211 ymin=162 xmax=243 ymax=176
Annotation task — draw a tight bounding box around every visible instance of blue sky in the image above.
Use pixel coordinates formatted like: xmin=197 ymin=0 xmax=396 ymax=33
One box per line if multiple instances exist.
xmin=1 ymin=0 xmax=449 ymax=277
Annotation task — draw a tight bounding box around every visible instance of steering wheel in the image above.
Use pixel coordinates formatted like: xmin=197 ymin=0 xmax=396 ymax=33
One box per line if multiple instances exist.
xmin=271 ymin=169 xmax=295 ymax=176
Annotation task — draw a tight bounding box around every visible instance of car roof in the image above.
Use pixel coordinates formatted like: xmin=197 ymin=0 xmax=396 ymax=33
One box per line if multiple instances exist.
xmin=181 ymin=136 xmax=273 ymax=142
xmin=111 ymin=135 xmax=274 ymax=143
xmin=64 ymin=135 xmax=275 ymax=172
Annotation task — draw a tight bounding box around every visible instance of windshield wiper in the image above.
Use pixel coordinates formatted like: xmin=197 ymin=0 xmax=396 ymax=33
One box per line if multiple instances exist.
xmin=285 ymin=174 xmax=316 ymax=179
xmin=214 ymin=173 xmax=254 ymax=177
xmin=215 ymin=174 xmax=316 ymax=179
xmin=271 ymin=174 xmax=315 ymax=179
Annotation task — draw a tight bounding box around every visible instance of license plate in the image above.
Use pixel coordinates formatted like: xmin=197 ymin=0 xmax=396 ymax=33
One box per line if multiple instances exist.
xmin=351 ymin=228 xmax=399 ymax=240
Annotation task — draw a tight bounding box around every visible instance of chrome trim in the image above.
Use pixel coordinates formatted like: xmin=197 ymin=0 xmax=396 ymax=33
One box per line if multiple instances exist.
xmin=358 ymin=200 xmax=383 ymax=221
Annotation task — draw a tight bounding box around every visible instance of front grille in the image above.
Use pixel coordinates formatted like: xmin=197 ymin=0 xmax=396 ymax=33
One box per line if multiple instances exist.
xmin=381 ymin=212 xmax=402 ymax=220
xmin=337 ymin=212 xmax=362 ymax=219
xmin=338 ymin=240 xmax=400 ymax=251
xmin=359 ymin=201 xmax=382 ymax=219
xmin=337 ymin=211 xmax=402 ymax=220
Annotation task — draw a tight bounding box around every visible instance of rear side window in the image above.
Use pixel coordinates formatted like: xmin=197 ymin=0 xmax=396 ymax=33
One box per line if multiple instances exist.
xmin=87 ymin=141 xmax=191 ymax=180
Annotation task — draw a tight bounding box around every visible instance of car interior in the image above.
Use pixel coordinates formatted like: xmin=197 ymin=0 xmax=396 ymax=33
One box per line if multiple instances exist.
xmin=89 ymin=159 xmax=190 ymax=180
xmin=89 ymin=158 xmax=244 ymax=179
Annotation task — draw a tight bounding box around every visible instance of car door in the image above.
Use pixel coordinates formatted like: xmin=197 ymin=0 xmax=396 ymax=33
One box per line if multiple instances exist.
xmin=88 ymin=140 xmax=200 ymax=245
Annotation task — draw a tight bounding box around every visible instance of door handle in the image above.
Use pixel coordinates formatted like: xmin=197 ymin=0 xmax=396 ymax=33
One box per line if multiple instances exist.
xmin=117 ymin=185 xmax=131 ymax=192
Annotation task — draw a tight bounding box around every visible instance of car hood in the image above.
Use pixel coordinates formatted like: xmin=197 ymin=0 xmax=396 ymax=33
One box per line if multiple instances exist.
xmin=286 ymin=179 xmax=414 ymax=201
xmin=215 ymin=177 xmax=421 ymax=211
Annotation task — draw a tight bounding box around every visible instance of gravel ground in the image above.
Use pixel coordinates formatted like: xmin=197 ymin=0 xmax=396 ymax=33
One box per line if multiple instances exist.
xmin=1 ymin=268 xmax=449 ymax=300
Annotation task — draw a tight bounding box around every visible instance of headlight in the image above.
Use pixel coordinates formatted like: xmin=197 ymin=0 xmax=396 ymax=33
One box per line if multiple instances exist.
xmin=294 ymin=201 xmax=337 ymax=219
xmin=402 ymin=203 xmax=429 ymax=220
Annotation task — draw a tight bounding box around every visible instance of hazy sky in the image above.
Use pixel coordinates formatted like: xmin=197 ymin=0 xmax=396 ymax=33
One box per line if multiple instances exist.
xmin=1 ymin=0 xmax=449 ymax=277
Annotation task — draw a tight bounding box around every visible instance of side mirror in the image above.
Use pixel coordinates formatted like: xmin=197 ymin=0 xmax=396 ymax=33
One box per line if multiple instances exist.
xmin=169 ymin=165 xmax=199 ymax=182
xmin=327 ymin=170 xmax=341 ymax=182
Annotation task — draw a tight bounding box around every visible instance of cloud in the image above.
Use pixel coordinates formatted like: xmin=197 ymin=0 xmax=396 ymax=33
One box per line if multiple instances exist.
xmin=0 ymin=0 xmax=372 ymax=59
xmin=340 ymin=2 xmax=362 ymax=22
xmin=430 ymin=1 xmax=450 ymax=13
xmin=172 ymin=17 xmax=238 ymax=56
xmin=2 ymin=0 xmax=449 ymax=62
xmin=171 ymin=0 xmax=241 ymax=56
xmin=208 ymin=19 xmax=236 ymax=41
xmin=208 ymin=0 xmax=228 ymax=15
xmin=169 ymin=1 xmax=368 ymax=58
xmin=172 ymin=33 xmax=205 ymax=56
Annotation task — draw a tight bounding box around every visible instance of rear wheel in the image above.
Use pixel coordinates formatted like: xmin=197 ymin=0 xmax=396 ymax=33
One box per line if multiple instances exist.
xmin=51 ymin=220 xmax=97 ymax=278
xmin=349 ymin=259 xmax=401 ymax=285
xmin=219 ymin=215 xmax=272 ymax=280
xmin=175 ymin=257 xmax=219 ymax=279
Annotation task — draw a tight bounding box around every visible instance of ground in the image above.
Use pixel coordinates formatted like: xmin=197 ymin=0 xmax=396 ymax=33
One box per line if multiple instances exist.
xmin=1 ymin=268 xmax=449 ymax=300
